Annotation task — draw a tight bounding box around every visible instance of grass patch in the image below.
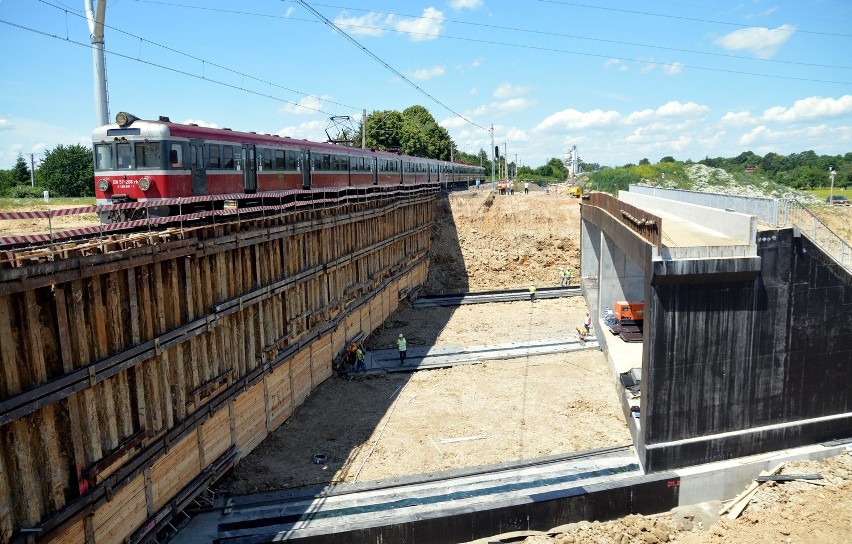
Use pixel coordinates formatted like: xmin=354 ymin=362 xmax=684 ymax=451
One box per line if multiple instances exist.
xmin=807 ymin=188 xmax=852 ymax=200
xmin=0 ymin=197 xmax=95 ymax=211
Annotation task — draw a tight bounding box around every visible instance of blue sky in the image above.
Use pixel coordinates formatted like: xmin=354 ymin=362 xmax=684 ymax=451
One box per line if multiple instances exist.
xmin=1 ymin=0 xmax=850 ymax=171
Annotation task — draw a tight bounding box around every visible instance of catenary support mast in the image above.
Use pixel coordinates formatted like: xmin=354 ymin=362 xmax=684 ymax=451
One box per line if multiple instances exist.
xmin=85 ymin=0 xmax=109 ymax=126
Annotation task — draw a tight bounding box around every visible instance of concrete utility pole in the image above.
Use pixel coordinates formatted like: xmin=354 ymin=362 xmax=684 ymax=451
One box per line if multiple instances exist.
xmin=829 ymin=168 xmax=836 ymax=205
xmin=30 ymin=153 xmax=35 ymax=187
xmin=490 ymin=125 xmax=495 ymax=190
xmin=85 ymin=0 xmax=109 ymax=126
xmin=503 ymin=143 xmax=507 ymax=180
xmin=362 ymin=109 xmax=366 ymax=149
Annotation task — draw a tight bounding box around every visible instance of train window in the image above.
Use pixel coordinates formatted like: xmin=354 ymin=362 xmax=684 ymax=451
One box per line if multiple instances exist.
xmin=223 ymin=146 xmax=235 ymax=169
xmin=321 ymin=154 xmax=331 ymax=171
xmin=95 ymin=144 xmax=113 ymax=171
xmin=117 ymin=143 xmax=132 ymax=169
xmin=262 ymin=149 xmax=273 ymax=171
xmin=274 ymin=150 xmax=285 ymax=169
xmin=208 ymin=145 xmax=221 ymax=169
xmin=169 ymin=143 xmax=184 ymax=168
xmin=286 ymin=150 xmax=298 ymax=170
xmin=135 ymin=142 xmax=162 ymax=168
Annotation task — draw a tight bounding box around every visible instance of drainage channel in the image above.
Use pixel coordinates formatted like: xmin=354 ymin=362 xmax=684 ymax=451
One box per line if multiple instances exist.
xmin=175 ymin=445 xmax=687 ymax=544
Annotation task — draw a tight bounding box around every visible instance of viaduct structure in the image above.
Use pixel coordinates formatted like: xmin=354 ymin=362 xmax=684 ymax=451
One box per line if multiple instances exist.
xmin=0 ymin=188 xmax=438 ymax=543
xmin=580 ymin=190 xmax=852 ymax=472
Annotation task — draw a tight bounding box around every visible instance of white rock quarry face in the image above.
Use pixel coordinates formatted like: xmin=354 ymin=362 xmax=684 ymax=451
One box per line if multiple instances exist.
xmin=683 ymin=164 xmax=822 ymax=204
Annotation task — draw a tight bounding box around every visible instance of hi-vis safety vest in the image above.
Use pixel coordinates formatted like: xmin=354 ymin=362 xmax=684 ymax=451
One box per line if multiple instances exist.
xmin=397 ymin=337 xmax=407 ymax=351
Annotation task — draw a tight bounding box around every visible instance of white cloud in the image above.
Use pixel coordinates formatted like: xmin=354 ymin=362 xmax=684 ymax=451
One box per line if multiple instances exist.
xmin=535 ymin=108 xmax=622 ymax=132
xmin=439 ymin=117 xmax=469 ymax=129
xmin=493 ymin=83 xmax=531 ymax=99
xmin=720 ymin=111 xmax=759 ymax=127
xmin=409 ymin=65 xmax=445 ymax=80
xmin=395 ymin=7 xmax=444 ymax=41
xmin=662 ymin=62 xmax=683 ymax=75
xmin=333 ymin=11 xmax=389 ymax=37
xmin=278 ymin=95 xmax=332 ymax=115
xmin=761 ymin=95 xmax=852 ymax=122
xmin=494 ymin=98 xmax=535 ymax=113
xmin=449 ymin=0 xmax=482 ymax=9
xmin=0 ymin=119 xmax=10 ymax=130
xmin=470 ymin=87 xmax=478 ymax=96
xmin=714 ymin=25 xmax=795 ymax=59
xmin=505 ymin=127 xmax=529 ymax=141
xmin=182 ymin=119 xmax=219 ymax=128
xmin=284 ymin=6 xmax=295 ymax=17
xmin=738 ymin=123 xmax=852 ymax=148
xmin=0 ymin=117 xmax=89 ymax=169
xmin=625 ymin=101 xmax=709 ymax=124
xmin=470 ymin=57 xmax=483 ymax=68
xmin=277 ymin=120 xmax=328 ymax=142
xmin=603 ymin=58 xmax=627 ymax=72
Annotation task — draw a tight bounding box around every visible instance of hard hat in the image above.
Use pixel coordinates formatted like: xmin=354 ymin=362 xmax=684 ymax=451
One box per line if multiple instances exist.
xmin=398 ymin=333 xmax=403 ymax=338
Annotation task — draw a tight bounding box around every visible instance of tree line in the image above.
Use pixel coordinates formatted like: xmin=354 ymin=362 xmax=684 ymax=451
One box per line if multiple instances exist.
xmin=0 ymin=145 xmax=94 ymax=198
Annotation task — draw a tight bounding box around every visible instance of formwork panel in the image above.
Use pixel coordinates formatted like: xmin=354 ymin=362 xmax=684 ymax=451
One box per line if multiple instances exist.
xmin=311 ymin=334 xmax=332 ymax=384
xmin=201 ymin=407 xmax=232 ymax=469
xmin=93 ymin=473 xmax=147 ymax=544
xmin=151 ymin=432 xmax=200 ymax=511
xmin=234 ymin=380 xmax=268 ymax=455
xmin=44 ymin=517 xmax=85 ymax=544
xmin=267 ymin=360 xmax=294 ymax=430
xmin=291 ymin=350 xmax=312 ymax=407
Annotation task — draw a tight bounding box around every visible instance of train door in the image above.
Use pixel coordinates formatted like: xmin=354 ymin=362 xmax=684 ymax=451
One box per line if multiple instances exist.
xmin=190 ymin=140 xmax=207 ymax=195
xmin=372 ymin=157 xmax=378 ymax=185
xmin=300 ymin=150 xmax=311 ymax=189
xmin=242 ymin=145 xmax=257 ymax=193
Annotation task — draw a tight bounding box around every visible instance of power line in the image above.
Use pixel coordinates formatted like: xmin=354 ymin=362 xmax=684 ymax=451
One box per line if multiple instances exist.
xmin=295 ymin=0 xmax=489 ymax=132
xmin=0 ymin=17 xmax=351 ymax=118
xmin=131 ymin=0 xmax=852 ymax=84
xmin=534 ymin=0 xmax=852 ymax=38
xmin=297 ymin=1 xmax=852 ymax=71
xmin=34 ymin=0 xmax=360 ymax=115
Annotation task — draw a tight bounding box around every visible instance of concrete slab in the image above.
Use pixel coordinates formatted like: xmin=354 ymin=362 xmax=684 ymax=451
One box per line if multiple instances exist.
xmin=176 ymin=447 xmax=645 ymax=543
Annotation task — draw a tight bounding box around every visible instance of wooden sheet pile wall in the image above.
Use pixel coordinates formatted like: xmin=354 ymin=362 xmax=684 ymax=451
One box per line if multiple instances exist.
xmin=0 ymin=194 xmax=438 ymax=544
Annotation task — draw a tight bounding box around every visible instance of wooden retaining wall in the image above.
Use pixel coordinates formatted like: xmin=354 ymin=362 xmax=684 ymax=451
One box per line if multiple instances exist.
xmin=0 ymin=190 xmax=438 ymax=543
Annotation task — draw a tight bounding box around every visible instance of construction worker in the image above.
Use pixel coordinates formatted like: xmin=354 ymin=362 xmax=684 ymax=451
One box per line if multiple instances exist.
xmin=397 ymin=333 xmax=407 ymax=365
xmin=578 ymin=312 xmax=592 ymax=340
xmin=529 ymin=285 xmax=536 ymax=303
xmin=524 ymin=181 xmax=529 ymax=194
xmin=566 ymin=268 xmax=572 ymax=286
xmin=558 ymin=268 xmax=565 ymax=286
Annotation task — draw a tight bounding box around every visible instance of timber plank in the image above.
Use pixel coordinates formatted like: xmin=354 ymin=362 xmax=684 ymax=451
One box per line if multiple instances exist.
xmin=69 ymin=280 xmax=103 ymax=463
xmin=5 ymin=419 xmax=42 ymax=527
xmin=126 ymin=268 xmax=147 ymax=433
xmin=290 ymin=350 xmax=311 ymax=407
xmin=43 ymin=516 xmax=85 ymax=544
xmin=233 ymin=381 xmax=266 ymax=455
xmin=150 ymin=432 xmax=199 ymax=511
xmin=183 ymin=257 xmax=201 ymax=394
xmin=0 ymin=294 xmax=22 ymax=398
xmin=152 ymin=262 xmax=175 ymax=430
xmin=200 ymin=407 xmax=230 ymax=466
xmin=267 ymin=360 xmax=293 ymax=429
xmin=92 ymin=472 xmax=147 ymax=544
xmin=89 ymin=276 xmax=120 ymax=453
xmin=0 ymin=443 xmax=13 ymax=543
xmin=136 ymin=267 xmax=163 ymax=434
xmin=166 ymin=260 xmax=187 ymax=422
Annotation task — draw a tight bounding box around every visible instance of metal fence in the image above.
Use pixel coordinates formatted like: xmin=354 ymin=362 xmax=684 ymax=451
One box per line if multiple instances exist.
xmin=629 ymin=185 xmax=852 ymax=272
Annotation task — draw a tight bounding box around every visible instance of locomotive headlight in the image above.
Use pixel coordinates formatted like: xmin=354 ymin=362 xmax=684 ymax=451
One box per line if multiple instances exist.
xmin=115 ymin=111 xmax=139 ymax=127
xmin=97 ymin=178 xmax=110 ymax=192
xmin=138 ymin=177 xmax=151 ymax=191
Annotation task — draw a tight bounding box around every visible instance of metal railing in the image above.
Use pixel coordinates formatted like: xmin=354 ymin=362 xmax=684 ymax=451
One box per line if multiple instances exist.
xmin=585 ymin=191 xmax=662 ymax=252
xmin=628 ymin=185 xmax=851 ymax=272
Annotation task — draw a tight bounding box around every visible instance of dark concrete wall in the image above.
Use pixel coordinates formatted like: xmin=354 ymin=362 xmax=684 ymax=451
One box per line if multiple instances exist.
xmin=643 ymin=228 xmax=852 ymax=471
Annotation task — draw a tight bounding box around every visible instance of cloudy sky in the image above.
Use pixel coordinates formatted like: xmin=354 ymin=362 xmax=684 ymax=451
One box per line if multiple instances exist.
xmin=0 ymin=0 xmax=850 ymax=170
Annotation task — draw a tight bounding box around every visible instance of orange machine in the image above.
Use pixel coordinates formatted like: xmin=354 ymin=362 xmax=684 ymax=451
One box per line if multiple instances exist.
xmin=614 ymin=300 xmax=644 ymax=323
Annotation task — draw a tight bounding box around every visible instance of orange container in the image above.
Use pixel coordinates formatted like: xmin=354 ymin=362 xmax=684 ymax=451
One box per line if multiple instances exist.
xmin=614 ymin=300 xmax=644 ymax=322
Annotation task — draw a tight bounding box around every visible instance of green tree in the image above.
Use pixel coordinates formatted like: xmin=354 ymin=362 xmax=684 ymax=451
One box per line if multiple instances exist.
xmin=37 ymin=144 xmax=94 ymax=197
xmin=639 ymin=158 xmax=650 ymax=166
xmin=659 ymin=156 xmax=676 ymax=163
xmin=11 ymin=155 xmax=31 ymax=185
xmin=365 ymin=110 xmax=403 ymax=151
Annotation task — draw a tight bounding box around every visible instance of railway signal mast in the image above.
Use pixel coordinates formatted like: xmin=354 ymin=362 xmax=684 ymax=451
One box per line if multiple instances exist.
xmin=85 ymin=0 xmax=109 ymax=126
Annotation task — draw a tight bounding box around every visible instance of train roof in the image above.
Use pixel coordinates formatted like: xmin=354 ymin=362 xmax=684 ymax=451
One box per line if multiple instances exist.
xmin=93 ymin=115 xmax=481 ymax=168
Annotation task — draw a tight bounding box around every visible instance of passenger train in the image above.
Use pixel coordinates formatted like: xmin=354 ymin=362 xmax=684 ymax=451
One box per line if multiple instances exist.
xmin=93 ymin=112 xmax=485 ymax=220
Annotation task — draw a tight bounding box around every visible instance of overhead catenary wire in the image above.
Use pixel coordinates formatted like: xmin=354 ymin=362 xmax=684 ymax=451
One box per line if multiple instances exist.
xmin=295 ymin=0 xmax=489 ymax=133
xmin=133 ymin=0 xmax=852 ymax=85
xmin=295 ymin=1 xmax=852 ymax=71
xmin=33 ymin=0 xmax=362 ymax=115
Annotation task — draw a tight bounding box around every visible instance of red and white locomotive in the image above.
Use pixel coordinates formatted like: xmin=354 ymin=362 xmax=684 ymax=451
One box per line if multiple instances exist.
xmin=93 ymin=112 xmax=485 ymax=219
